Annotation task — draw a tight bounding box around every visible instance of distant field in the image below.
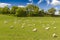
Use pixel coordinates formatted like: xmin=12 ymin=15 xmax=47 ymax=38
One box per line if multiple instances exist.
xmin=0 ymin=14 xmax=60 ymax=40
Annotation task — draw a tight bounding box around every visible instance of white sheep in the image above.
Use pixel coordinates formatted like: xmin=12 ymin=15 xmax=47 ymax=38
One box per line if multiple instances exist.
xmin=10 ymin=26 xmax=14 ymax=29
xmin=32 ymin=28 xmax=37 ymax=32
xmin=52 ymin=33 xmax=57 ymax=38
xmin=21 ymin=26 xmax=24 ymax=28
xmin=45 ymin=27 xmax=50 ymax=30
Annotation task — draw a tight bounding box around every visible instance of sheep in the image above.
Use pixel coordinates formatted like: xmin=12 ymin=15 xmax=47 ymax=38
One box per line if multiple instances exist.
xmin=32 ymin=28 xmax=37 ymax=32
xmin=10 ymin=26 xmax=14 ymax=29
xmin=21 ymin=25 xmax=24 ymax=28
xmin=52 ymin=33 xmax=57 ymax=38
xmin=45 ymin=27 xmax=50 ymax=30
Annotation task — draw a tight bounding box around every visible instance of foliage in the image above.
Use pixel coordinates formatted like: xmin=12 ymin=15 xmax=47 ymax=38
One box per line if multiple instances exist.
xmin=0 ymin=5 xmax=60 ymax=17
xmin=38 ymin=9 xmax=45 ymax=17
xmin=15 ymin=7 xmax=27 ymax=17
xmin=48 ymin=8 xmax=56 ymax=16
xmin=26 ymin=4 xmax=39 ymax=16
xmin=0 ymin=6 xmax=10 ymax=14
xmin=10 ymin=6 xmax=18 ymax=14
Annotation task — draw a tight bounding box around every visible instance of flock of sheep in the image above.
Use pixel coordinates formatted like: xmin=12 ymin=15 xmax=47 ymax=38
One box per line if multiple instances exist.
xmin=3 ymin=19 xmax=58 ymax=38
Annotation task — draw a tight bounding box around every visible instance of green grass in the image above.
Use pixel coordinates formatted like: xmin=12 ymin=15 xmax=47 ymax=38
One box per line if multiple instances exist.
xmin=0 ymin=14 xmax=60 ymax=40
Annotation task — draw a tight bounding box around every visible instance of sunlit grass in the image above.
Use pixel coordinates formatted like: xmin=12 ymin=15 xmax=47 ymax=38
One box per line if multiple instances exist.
xmin=0 ymin=14 xmax=60 ymax=40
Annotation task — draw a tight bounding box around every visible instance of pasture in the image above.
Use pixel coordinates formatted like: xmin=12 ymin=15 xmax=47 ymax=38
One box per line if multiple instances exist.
xmin=0 ymin=14 xmax=60 ymax=40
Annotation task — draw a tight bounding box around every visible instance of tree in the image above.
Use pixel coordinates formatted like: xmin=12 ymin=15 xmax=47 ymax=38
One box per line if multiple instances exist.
xmin=15 ymin=7 xmax=27 ymax=17
xmin=0 ymin=8 xmax=3 ymax=14
xmin=38 ymin=9 xmax=45 ymax=16
xmin=26 ymin=4 xmax=39 ymax=16
xmin=10 ymin=6 xmax=18 ymax=14
xmin=48 ymin=8 xmax=56 ymax=16
xmin=1 ymin=6 xmax=10 ymax=14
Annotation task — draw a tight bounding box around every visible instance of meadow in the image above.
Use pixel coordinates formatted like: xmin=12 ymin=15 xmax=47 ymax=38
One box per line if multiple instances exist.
xmin=0 ymin=14 xmax=60 ymax=40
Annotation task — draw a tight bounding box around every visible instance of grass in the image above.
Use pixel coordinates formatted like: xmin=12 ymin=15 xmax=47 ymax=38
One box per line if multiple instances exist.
xmin=0 ymin=14 xmax=60 ymax=40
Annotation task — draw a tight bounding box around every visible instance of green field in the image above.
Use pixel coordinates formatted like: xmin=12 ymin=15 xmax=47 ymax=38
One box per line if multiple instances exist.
xmin=0 ymin=14 xmax=60 ymax=40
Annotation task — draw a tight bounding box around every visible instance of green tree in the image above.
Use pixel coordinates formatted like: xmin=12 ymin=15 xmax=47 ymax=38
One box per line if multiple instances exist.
xmin=1 ymin=6 xmax=10 ymax=14
xmin=0 ymin=8 xmax=3 ymax=14
xmin=10 ymin=6 xmax=18 ymax=14
xmin=15 ymin=7 xmax=27 ymax=17
xmin=38 ymin=9 xmax=45 ymax=16
xmin=26 ymin=4 xmax=39 ymax=16
xmin=48 ymin=8 xmax=56 ymax=16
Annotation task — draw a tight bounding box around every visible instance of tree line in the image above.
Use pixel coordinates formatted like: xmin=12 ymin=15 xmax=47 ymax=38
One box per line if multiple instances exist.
xmin=0 ymin=4 xmax=60 ymax=17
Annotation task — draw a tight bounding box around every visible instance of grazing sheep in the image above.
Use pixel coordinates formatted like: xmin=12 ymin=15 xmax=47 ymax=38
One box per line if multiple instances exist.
xmin=21 ymin=25 xmax=24 ymax=28
xmin=32 ymin=28 xmax=37 ymax=32
xmin=52 ymin=33 xmax=57 ymax=38
xmin=45 ymin=27 xmax=50 ymax=30
xmin=10 ymin=26 xmax=14 ymax=29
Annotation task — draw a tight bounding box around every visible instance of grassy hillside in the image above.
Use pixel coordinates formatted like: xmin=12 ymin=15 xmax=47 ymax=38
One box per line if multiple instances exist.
xmin=0 ymin=14 xmax=60 ymax=40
